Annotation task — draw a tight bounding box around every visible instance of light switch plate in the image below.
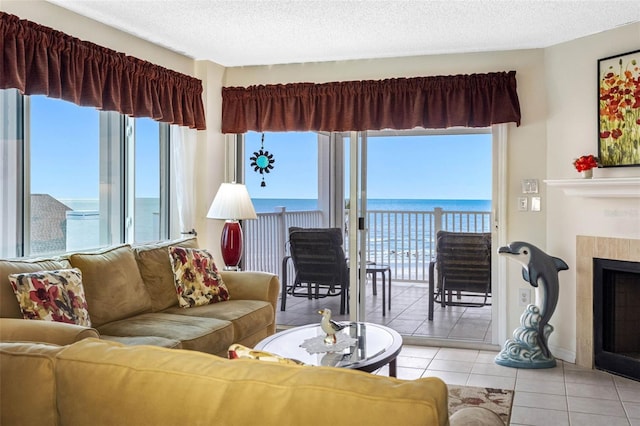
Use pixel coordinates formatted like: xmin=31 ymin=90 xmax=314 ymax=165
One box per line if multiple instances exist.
xmin=521 ymin=179 xmax=539 ymax=194
xmin=531 ymin=196 xmax=541 ymax=211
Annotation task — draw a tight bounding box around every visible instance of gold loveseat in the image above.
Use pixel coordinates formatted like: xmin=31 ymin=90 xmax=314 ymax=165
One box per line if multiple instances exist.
xmin=0 ymin=337 xmax=505 ymax=426
xmin=0 ymin=237 xmax=279 ymax=357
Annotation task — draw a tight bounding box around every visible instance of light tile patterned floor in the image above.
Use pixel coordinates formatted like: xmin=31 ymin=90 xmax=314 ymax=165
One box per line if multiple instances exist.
xmin=386 ymin=345 xmax=640 ymax=426
xmin=277 ymin=281 xmax=492 ymax=343
xmin=277 ymin=281 xmax=640 ymax=425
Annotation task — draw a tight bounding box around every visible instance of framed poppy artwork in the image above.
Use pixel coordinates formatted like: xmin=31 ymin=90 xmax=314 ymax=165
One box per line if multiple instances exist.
xmin=598 ymin=49 xmax=640 ymax=167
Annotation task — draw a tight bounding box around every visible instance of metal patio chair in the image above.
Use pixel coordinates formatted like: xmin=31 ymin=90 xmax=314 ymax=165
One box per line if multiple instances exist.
xmin=428 ymin=230 xmax=492 ymax=320
xmin=280 ymin=227 xmax=348 ymax=314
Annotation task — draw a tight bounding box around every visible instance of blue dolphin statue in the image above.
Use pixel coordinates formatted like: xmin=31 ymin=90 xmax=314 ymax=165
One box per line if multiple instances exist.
xmin=498 ymin=241 xmax=569 ymax=359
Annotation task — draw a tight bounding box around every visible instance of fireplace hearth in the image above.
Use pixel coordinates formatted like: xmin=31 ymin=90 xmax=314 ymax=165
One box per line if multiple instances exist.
xmin=593 ymin=257 xmax=640 ymax=380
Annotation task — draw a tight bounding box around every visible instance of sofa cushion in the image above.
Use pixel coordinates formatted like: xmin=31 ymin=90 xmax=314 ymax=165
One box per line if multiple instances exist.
xmin=8 ymin=268 xmax=91 ymax=326
xmin=69 ymin=245 xmax=152 ymax=327
xmin=168 ymin=246 xmax=229 ymax=308
xmin=0 ymin=342 xmax=64 ymax=426
xmin=101 ymin=335 xmax=183 ymax=349
xmin=133 ymin=237 xmax=199 ymax=312
xmin=0 ymin=257 xmax=72 ymax=319
xmin=163 ymin=299 xmax=273 ymax=343
xmin=96 ymin=312 xmax=234 ymax=355
xmin=54 ymin=338 xmax=448 ymax=426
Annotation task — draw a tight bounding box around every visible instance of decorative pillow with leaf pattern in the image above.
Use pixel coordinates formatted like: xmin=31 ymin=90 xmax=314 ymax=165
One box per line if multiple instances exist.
xmin=8 ymin=268 xmax=91 ymax=326
xmin=168 ymin=246 xmax=229 ymax=308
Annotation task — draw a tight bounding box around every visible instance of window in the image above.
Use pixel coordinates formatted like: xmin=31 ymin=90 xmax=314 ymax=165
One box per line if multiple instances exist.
xmin=134 ymin=117 xmax=170 ymax=243
xmin=0 ymin=89 xmax=171 ymax=258
xmin=29 ymin=95 xmax=101 ymax=254
xmin=244 ymin=131 xmax=318 ymax=212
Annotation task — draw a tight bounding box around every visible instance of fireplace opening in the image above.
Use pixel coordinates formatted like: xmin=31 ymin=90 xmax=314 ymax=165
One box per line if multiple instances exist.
xmin=593 ymin=258 xmax=640 ymax=381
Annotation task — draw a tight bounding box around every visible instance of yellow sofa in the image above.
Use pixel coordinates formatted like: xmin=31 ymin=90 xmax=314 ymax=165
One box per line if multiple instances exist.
xmin=0 ymin=337 xmax=504 ymax=426
xmin=0 ymin=337 xmax=449 ymax=426
xmin=0 ymin=237 xmax=280 ymax=357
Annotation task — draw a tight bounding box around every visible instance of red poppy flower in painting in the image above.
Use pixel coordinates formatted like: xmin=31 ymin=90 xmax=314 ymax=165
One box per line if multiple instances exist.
xmin=598 ymin=52 xmax=640 ymax=166
xmin=611 ymin=128 xmax=623 ymax=139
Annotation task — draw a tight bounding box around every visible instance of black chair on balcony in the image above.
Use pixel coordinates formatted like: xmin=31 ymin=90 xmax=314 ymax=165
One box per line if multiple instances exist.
xmin=428 ymin=230 xmax=492 ymax=320
xmin=280 ymin=227 xmax=348 ymax=314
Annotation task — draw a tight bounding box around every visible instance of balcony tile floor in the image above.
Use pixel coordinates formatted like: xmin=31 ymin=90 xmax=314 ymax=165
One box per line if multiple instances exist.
xmin=277 ymin=281 xmax=640 ymax=425
xmin=277 ymin=281 xmax=493 ymax=344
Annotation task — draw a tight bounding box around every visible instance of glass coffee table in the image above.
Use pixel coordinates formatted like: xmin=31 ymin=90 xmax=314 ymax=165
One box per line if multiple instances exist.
xmin=255 ymin=322 xmax=403 ymax=376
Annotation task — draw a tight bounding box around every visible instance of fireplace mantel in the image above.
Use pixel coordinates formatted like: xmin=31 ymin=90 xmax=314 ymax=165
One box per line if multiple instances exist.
xmin=544 ymin=177 xmax=640 ymax=198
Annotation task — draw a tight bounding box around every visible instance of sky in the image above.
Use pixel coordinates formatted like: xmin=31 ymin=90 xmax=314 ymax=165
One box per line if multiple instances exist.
xmin=245 ymin=131 xmax=492 ymax=200
xmin=29 ymin=96 xmax=492 ymax=201
xmin=30 ymin=96 xmax=159 ymax=199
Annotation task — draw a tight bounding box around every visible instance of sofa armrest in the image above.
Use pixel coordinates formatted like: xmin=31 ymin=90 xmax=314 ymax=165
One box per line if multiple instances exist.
xmin=219 ymin=271 xmax=280 ymax=311
xmin=0 ymin=318 xmax=100 ymax=345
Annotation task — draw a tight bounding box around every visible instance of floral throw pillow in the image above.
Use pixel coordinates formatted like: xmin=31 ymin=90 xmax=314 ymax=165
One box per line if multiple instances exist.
xmin=228 ymin=344 xmax=306 ymax=366
xmin=168 ymin=246 xmax=229 ymax=308
xmin=8 ymin=268 xmax=91 ymax=326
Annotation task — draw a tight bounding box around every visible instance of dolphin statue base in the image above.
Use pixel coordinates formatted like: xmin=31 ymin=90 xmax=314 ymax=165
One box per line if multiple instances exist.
xmin=495 ymin=304 xmax=556 ymax=368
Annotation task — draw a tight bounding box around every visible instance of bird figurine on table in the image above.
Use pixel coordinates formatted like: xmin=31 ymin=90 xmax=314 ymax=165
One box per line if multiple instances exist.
xmin=318 ymin=308 xmax=346 ymax=345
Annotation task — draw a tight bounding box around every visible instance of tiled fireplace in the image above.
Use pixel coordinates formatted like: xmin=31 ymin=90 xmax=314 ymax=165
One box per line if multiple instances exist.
xmin=576 ymin=236 xmax=640 ymax=378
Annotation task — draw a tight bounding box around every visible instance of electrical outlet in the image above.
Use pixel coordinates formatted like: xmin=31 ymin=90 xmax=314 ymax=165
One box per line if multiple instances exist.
xmin=518 ymin=197 xmax=528 ymax=211
xmin=518 ymin=288 xmax=531 ymax=306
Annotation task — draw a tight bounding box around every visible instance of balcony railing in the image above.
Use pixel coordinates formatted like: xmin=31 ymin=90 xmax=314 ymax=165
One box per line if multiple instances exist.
xmin=244 ymin=207 xmax=324 ymax=275
xmin=244 ymin=207 xmax=491 ymax=282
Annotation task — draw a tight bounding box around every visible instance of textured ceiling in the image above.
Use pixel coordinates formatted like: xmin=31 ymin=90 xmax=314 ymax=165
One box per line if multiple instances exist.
xmin=46 ymin=0 xmax=640 ymax=67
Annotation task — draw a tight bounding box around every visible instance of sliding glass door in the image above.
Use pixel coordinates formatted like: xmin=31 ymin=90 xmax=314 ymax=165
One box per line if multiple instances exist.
xmin=239 ymin=128 xmax=503 ymax=346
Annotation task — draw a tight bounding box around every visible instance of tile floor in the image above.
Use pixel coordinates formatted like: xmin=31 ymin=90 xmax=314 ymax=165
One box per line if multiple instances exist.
xmin=379 ymin=344 xmax=640 ymax=426
xmin=277 ymin=281 xmax=493 ymax=343
xmin=277 ymin=282 xmax=640 ymax=425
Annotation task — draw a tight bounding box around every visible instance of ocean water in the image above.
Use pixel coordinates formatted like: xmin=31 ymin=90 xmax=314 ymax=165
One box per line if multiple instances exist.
xmin=248 ymin=198 xmax=492 ymax=279
xmin=57 ymin=198 xmax=490 ymax=268
xmin=252 ymin=198 xmax=491 ymax=213
xmin=60 ymin=198 xmax=160 ymax=246
xmin=62 ymin=198 xmax=490 ymax=217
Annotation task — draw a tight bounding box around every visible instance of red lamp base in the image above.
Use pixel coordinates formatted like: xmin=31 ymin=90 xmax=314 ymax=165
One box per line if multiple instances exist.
xmin=220 ymin=220 xmax=243 ymax=270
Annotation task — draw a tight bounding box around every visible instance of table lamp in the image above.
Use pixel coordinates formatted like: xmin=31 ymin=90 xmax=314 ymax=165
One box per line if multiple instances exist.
xmin=206 ymin=182 xmax=257 ymax=270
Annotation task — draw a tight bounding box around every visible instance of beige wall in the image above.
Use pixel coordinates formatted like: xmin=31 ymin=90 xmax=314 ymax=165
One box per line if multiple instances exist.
xmin=4 ymin=1 xmax=640 ymax=361
xmin=544 ymin=23 xmax=640 ymax=361
xmin=193 ymin=61 xmax=227 ymax=260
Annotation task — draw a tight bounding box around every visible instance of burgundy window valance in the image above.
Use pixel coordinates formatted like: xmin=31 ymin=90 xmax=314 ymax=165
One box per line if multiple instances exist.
xmin=222 ymin=71 xmax=521 ymax=133
xmin=0 ymin=12 xmax=206 ymax=130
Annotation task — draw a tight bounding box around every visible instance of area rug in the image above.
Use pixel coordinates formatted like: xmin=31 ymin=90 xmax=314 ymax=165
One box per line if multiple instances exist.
xmin=448 ymin=385 xmax=513 ymax=425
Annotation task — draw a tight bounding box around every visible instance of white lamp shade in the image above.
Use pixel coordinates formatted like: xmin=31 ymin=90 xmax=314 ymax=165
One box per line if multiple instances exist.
xmin=206 ymin=182 xmax=257 ymax=220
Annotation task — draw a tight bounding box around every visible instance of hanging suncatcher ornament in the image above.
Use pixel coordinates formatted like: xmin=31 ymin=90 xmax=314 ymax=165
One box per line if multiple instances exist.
xmin=250 ymin=133 xmax=275 ymax=187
